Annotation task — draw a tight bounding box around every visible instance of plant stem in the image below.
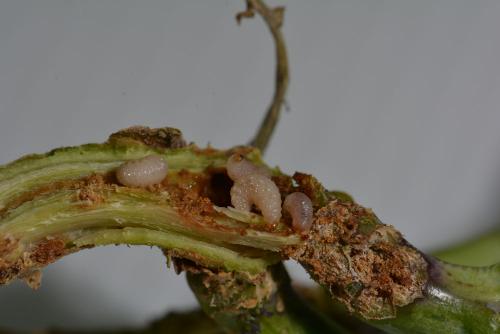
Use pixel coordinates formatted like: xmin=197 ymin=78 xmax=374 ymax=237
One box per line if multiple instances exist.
xmin=186 ymin=263 xmax=348 ymax=334
xmin=237 ymin=0 xmax=289 ymax=154
xmin=297 ymin=252 xmax=500 ymax=333
xmin=0 ymin=127 xmax=296 ymax=286
xmin=371 ymin=288 xmax=499 ymax=333
xmin=0 ymin=129 xmax=498 ymax=333
xmin=433 ymin=229 xmax=500 ymax=266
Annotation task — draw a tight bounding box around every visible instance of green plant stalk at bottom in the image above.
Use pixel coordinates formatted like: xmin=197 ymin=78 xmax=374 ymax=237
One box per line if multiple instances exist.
xmin=186 ymin=257 xmax=499 ymax=333
xmin=187 ymin=264 xmax=349 ymax=334
xmin=297 ymin=230 xmax=500 ymax=334
xmin=376 ymin=229 xmax=500 ymax=333
xmin=371 ymin=283 xmax=499 ymax=334
xmin=433 ymin=230 xmax=500 ymax=266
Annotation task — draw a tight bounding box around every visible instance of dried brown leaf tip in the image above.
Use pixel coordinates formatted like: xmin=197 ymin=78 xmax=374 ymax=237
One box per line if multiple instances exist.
xmin=287 ymin=200 xmax=428 ymax=320
xmin=236 ymin=0 xmax=284 ymax=29
xmin=108 ymin=126 xmax=186 ymax=149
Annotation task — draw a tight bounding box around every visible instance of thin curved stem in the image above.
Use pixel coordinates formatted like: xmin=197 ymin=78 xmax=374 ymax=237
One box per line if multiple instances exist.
xmin=238 ymin=0 xmax=289 ymax=154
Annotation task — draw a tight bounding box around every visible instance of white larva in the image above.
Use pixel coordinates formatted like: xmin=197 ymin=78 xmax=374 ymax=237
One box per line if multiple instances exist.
xmin=283 ymin=192 xmax=313 ymax=233
xmin=116 ymin=155 xmax=168 ymax=188
xmin=226 ymin=154 xmax=271 ymax=181
xmin=230 ymin=173 xmax=282 ymax=225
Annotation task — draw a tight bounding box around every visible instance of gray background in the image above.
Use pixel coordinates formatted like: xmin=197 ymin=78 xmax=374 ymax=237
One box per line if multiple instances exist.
xmin=1 ymin=0 xmax=499 ymax=330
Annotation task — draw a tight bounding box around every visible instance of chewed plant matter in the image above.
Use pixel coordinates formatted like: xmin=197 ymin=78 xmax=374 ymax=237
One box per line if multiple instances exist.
xmin=0 ymin=0 xmax=498 ymax=333
xmin=0 ymin=126 xmax=428 ymax=323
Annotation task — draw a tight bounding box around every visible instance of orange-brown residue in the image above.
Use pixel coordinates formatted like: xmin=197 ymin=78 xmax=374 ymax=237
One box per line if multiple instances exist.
xmin=22 ymin=270 xmax=42 ymax=290
xmin=30 ymin=238 xmax=68 ymax=265
xmin=191 ymin=145 xmax=222 ymax=156
xmin=75 ymin=173 xmax=108 ymax=206
xmin=162 ymin=170 xmax=216 ymax=226
xmin=0 ymin=236 xmax=75 ymax=288
xmin=151 ymin=169 xmax=243 ymax=234
xmin=171 ymin=186 xmax=217 ymax=227
xmin=0 ymin=235 xmax=17 ymax=258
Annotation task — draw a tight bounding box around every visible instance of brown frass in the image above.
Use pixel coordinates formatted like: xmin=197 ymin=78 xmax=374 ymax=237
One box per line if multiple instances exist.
xmin=285 ymin=199 xmax=428 ymax=320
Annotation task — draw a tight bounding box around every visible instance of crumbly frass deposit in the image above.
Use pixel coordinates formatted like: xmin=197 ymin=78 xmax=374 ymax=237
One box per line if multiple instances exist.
xmin=285 ymin=199 xmax=428 ymax=319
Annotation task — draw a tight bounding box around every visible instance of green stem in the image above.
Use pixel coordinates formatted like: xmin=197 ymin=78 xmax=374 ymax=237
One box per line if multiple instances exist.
xmin=433 ymin=230 xmax=500 ymax=266
xmin=187 ymin=263 xmax=348 ymax=334
xmin=297 ymin=251 xmax=500 ymax=334
xmin=375 ymin=256 xmax=499 ymax=333
xmin=370 ymin=283 xmax=499 ymax=334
